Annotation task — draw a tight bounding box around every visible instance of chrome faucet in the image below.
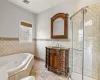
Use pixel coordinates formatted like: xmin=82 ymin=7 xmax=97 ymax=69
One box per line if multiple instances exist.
xmin=56 ymin=43 xmax=59 ymax=47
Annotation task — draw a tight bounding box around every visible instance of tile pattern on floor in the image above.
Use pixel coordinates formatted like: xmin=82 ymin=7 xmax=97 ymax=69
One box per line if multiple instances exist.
xmin=31 ymin=59 xmax=69 ymax=80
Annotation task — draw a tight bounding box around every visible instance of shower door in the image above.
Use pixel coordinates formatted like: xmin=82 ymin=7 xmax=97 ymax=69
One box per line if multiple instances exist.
xmin=70 ymin=3 xmax=100 ymax=80
xmin=70 ymin=9 xmax=84 ymax=80
xmin=84 ymin=4 xmax=100 ymax=80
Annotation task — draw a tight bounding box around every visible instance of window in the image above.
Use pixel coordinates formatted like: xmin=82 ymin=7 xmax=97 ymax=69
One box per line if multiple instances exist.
xmin=19 ymin=21 xmax=32 ymax=43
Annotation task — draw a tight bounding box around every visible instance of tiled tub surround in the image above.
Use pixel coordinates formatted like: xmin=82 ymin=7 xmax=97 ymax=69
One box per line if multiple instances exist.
xmin=0 ymin=38 xmax=35 ymax=56
xmin=0 ymin=38 xmax=35 ymax=80
xmin=8 ymin=53 xmax=34 ymax=80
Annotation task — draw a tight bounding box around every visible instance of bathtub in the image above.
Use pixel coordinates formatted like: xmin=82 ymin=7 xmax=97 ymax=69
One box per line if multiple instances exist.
xmin=0 ymin=53 xmax=34 ymax=80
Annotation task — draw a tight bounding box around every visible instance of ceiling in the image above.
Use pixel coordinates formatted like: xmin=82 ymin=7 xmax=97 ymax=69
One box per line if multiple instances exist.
xmin=8 ymin=0 xmax=67 ymax=14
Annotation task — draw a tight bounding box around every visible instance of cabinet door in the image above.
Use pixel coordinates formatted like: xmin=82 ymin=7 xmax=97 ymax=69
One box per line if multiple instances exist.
xmin=50 ymin=49 xmax=57 ymax=69
xmin=50 ymin=54 xmax=53 ymax=67
xmin=50 ymin=49 xmax=55 ymax=68
xmin=54 ymin=53 xmax=57 ymax=69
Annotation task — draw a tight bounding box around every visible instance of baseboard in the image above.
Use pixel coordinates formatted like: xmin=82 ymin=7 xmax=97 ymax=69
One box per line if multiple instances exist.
xmin=34 ymin=56 xmax=45 ymax=62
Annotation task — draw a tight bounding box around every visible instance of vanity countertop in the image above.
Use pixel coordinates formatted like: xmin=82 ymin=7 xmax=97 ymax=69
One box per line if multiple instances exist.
xmin=46 ymin=46 xmax=70 ymax=50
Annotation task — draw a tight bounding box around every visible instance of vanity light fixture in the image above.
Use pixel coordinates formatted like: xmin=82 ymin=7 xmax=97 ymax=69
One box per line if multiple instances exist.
xmin=23 ymin=0 xmax=30 ymax=4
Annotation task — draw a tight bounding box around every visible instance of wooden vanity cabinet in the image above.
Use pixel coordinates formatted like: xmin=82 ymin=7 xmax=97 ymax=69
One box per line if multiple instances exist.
xmin=45 ymin=47 xmax=69 ymax=76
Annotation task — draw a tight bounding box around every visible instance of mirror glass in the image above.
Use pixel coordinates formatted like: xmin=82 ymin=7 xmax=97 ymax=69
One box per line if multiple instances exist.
xmin=53 ymin=18 xmax=64 ymax=35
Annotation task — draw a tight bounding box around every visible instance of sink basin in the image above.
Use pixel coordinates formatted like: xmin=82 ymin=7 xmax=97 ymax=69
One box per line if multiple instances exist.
xmin=47 ymin=46 xmax=69 ymax=50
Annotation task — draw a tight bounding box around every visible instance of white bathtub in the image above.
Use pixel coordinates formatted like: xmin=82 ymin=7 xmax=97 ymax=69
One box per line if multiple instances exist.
xmin=0 ymin=53 xmax=34 ymax=80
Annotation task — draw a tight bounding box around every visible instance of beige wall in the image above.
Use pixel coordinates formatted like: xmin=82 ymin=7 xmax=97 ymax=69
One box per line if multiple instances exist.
xmin=35 ymin=1 xmax=79 ymax=59
xmin=0 ymin=0 xmax=36 ymax=39
xmin=0 ymin=0 xmax=36 ymax=56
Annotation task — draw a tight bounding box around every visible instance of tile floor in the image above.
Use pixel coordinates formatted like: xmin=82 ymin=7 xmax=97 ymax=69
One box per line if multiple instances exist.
xmin=30 ymin=59 xmax=69 ymax=80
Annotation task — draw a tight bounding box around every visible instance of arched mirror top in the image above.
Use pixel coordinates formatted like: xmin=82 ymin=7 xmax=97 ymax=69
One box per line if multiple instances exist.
xmin=51 ymin=13 xmax=69 ymax=39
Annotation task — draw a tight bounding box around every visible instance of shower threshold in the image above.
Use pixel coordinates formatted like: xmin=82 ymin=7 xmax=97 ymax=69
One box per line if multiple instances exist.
xmin=71 ymin=72 xmax=96 ymax=80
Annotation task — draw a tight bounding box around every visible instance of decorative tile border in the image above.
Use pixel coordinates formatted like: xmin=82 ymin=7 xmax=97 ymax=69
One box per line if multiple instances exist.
xmin=35 ymin=39 xmax=70 ymax=42
xmin=0 ymin=38 xmax=35 ymax=57
xmin=0 ymin=37 xmax=70 ymax=42
xmin=0 ymin=37 xmax=19 ymax=40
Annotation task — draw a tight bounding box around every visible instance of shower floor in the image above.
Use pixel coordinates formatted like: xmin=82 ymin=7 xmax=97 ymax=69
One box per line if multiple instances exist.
xmin=71 ymin=72 xmax=96 ymax=80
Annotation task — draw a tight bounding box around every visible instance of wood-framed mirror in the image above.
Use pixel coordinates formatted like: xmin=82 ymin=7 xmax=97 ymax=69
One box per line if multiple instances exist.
xmin=51 ymin=13 xmax=68 ymax=39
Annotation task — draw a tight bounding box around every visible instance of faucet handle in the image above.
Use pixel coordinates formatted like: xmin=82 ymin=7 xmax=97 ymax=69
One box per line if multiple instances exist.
xmin=60 ymin=45 xmax=63 ymax=47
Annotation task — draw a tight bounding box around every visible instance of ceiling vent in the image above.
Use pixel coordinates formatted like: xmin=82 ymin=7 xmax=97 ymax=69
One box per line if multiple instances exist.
xmin=23 ymin=0 xmax=30 ymax=4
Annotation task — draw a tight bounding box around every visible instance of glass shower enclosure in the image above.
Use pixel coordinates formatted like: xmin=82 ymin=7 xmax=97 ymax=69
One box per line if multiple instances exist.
xmin=70 ymin=3 xmax=100 ymax=80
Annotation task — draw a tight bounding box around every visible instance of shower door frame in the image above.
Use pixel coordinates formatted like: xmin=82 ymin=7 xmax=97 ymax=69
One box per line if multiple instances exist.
xmin=70 ymin=7 xmax=88 ymax=80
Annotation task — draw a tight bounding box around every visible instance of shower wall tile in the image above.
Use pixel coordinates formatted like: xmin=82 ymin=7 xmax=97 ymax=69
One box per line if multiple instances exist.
xmin=72 ymin=3 xmax=100 ymax=80
xmin=73 ymin=49 xmax=82 ymax=74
